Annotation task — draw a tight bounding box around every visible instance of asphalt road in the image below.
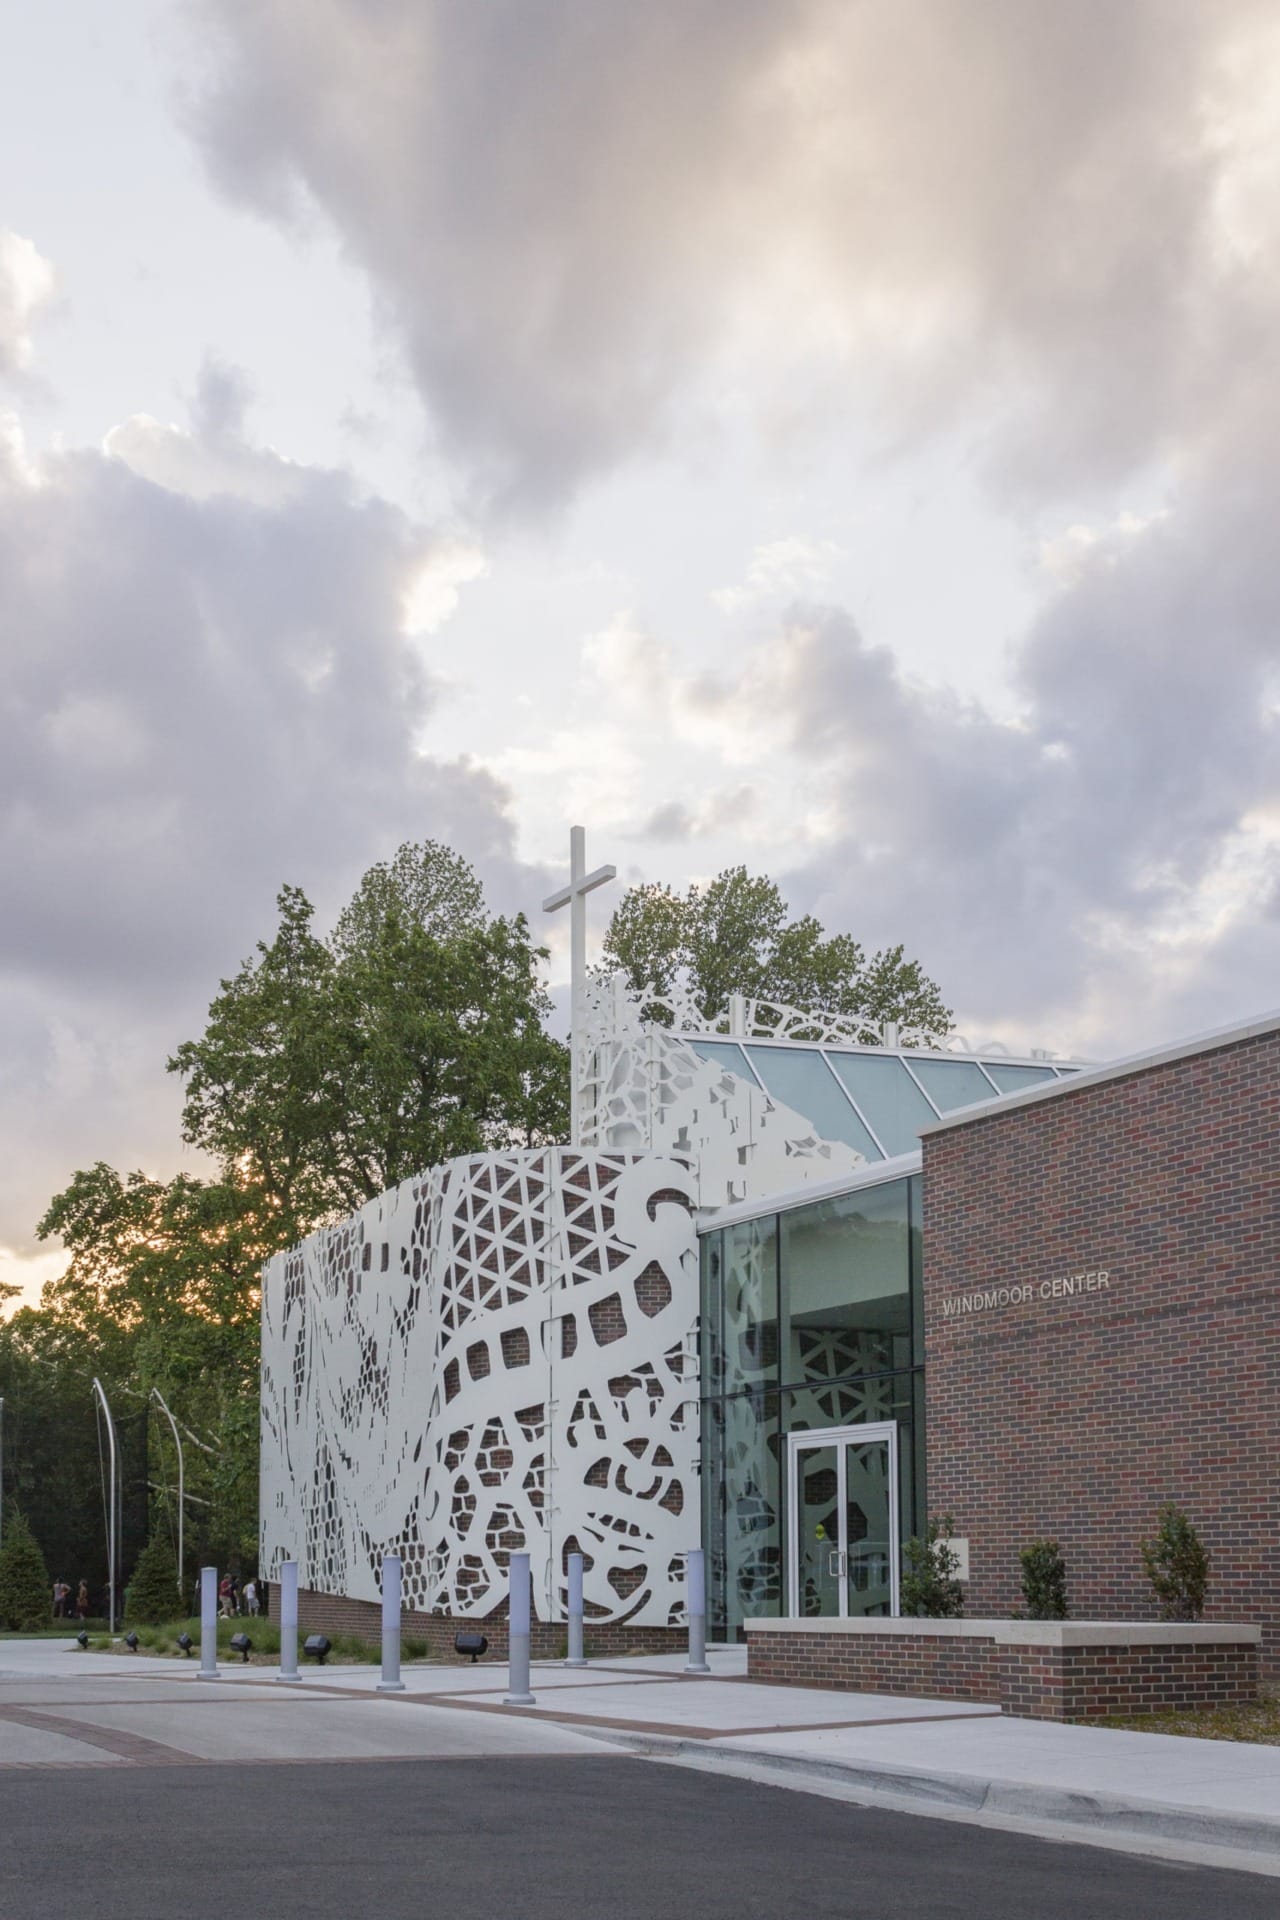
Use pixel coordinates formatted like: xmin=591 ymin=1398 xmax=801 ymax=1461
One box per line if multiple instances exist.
xmin=0 ymin=1755 xmax=1274 ymax=1919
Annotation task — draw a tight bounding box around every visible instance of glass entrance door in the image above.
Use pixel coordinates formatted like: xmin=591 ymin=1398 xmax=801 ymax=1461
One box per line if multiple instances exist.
xmin=787 ymin=1422 xmax=899 ymax=1618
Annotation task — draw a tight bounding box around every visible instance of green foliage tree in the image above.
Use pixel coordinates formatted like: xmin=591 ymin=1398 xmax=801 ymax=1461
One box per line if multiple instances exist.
xmin=1140 ymin=1503 xmax=1210 ymax=1622
xmin=602 ymin=866 xmax=951 ymax=1041
xmin=169 ymin=841 xmax=568 ymax=1225
xmin=899 ymin=1515 xmax=966 ymax=1618
xmin=1019 ymin=1538 xmax=1068 ymax=1619
xmin=126 ymin=1524 xmax=183 ymax=1624
xmin=0 ymin=1506 xmax=51 ymax=1631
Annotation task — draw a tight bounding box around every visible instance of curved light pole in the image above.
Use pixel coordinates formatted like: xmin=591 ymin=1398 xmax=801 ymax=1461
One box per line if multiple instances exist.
xmin=149 ymin=1388 xmax=185 ymax=1599
xmin=90 ymin=1378 xmax=120 ymax=1634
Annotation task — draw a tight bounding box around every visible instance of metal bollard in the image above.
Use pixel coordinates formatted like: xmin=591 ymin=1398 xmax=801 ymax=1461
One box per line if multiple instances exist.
xmin=565 ymin=1551 xmax=586 ymax=1668
xmin=197 ymin=1566 xmax=219 ymax=1680
xmin=684 ymin=1548 xmax=711 ymax=1673
xmin=377 ymin=1553 xmax=405 ymax=1692
xmin=503 ymin=1551 xmax=536 ymax=1705
xmin=277 ymin=1560 xmax=300 ymax=1683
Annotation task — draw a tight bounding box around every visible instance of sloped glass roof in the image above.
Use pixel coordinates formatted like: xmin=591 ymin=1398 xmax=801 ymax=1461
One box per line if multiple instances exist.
xmin=685 ymin=1035 xmax=1080 ymax=1165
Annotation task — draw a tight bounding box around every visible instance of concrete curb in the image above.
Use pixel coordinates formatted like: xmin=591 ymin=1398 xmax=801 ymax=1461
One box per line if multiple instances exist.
xmin=590 ymin=1727 xmax=1280 ymax=1860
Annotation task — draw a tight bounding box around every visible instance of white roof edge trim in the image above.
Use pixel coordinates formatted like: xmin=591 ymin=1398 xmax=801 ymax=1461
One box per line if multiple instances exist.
xmin=696 ymin=1150 xmax=923 ymax=1233
xmin=919 ymin=1005 xmax=1280 ymax=1137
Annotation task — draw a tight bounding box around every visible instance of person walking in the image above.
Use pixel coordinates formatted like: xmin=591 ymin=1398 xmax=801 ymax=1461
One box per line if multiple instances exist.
xmin=244 ymin=1577 xmax=259 ymax=1617
xmin=76 ymin=1580 xmax=89 ymax=1621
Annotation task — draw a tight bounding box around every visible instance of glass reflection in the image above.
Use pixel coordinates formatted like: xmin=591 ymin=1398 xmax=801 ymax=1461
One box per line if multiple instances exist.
xmin=780 ymin=1180 xmax=911 ymax=1385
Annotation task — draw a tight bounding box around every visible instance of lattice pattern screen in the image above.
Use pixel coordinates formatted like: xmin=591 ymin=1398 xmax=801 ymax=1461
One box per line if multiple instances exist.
xmin=261 ymin=1149 xmax=699 ymax=1627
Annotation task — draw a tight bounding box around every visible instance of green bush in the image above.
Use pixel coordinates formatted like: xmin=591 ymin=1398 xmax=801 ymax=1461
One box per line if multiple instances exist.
xmin=126 ymin=1529 xmax=185 ymax=1625
xmin=0 ymin=1508 xmax=52 ymax=1632
xmin=1020 ymin=1539 xmax=1068 ymax=1619
xmin=900 ymin=1515 xmax=965 ymax=1619
xmin=1141 ymin=1503 xmax=1209 ymax=1622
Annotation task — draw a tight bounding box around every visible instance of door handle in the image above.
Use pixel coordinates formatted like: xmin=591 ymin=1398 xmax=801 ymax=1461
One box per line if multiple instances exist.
xmin=827 ymin=1551 xmax=848 ymax=1578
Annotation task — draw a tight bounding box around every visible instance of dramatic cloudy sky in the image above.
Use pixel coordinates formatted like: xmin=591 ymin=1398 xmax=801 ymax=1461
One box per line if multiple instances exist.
xmin=4 ymin=1 xmax=1278 ymax=1302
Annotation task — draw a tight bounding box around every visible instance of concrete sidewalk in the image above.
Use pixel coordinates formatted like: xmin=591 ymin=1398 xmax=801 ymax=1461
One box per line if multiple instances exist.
xmin=4 ymin=1637 xmax=1279 ymax=1872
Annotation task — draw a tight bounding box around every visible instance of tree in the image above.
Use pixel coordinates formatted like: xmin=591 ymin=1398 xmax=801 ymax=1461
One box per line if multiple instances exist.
xmin=0 ymin=1506 xmax=51 ymax=1631
xmin=331 ymin=839 xmax=484 ymax=957
xmin=899 ymin=1516 xmax=965 ymax=1618
xmin=602 ymin=866 xmax=951 ymax=1041
xmin=1019 ymin=1538 xmax=1068 ymax=1619
xmin=167 ymin=884 xmax=343 ymax=1249
xmin=126 ymin=1524 xmax=183 ymax=1625
xmin=1141 ymin=1503 xmax=1209 ymax=1622
xmin=169 ymin=842 xmax=569 ymax=1222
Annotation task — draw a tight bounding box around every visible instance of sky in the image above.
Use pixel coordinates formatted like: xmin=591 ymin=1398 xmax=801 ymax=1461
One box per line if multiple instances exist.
xmin=2 ymin=1 xmax=1278 ymax=1306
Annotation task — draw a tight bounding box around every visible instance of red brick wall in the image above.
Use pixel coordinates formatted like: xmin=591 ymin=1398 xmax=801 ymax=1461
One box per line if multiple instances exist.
xmin=268 ymin=1584 xmax=685 ymax=1660
xmin=922 ymin=1027 xmax=1280 ymax=1669
xmin=747 ymin=1630 xmax=1259 ymax=1721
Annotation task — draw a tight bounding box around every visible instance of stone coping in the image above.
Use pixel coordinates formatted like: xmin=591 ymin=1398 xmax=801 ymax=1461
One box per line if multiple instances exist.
xmin=744 ymin=1617 xmax=1261 ymax=1647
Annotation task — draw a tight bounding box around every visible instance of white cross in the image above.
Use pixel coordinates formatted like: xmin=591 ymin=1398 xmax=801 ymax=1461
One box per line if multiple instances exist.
xmin=543 ymin=825 xmax=616 ymax=1145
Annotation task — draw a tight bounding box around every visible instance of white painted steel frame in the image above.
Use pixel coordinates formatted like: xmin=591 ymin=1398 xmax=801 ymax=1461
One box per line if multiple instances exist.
xmin=786 ymin=1420 xmax=900 ymax=1620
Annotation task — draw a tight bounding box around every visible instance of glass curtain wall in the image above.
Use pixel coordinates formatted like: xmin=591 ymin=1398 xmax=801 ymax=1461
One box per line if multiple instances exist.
xmin=699 ymin=1174 xmax=923 ymax=1641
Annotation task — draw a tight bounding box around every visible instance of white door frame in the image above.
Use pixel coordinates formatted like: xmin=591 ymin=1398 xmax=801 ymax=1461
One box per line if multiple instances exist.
xmin=786 ymin=1421 xmax=900 ymax=1618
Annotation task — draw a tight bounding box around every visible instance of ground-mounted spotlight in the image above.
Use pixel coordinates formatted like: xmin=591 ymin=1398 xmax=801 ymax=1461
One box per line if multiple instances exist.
xmin=454 ymin=1633 xmax=489 ymax=1665
xmin=176 ymin=1632 xmax=194 ymax=1657
xmin=229 ymin=1632 xmax=253 ymax=1664
xmin=124 ymin=1631 xmax=140 ymax=1652
xmin=303 ymin=1634 xmax=331 ymax=1666
xmin=75 ymin=1630 xmax=89 ymax=1651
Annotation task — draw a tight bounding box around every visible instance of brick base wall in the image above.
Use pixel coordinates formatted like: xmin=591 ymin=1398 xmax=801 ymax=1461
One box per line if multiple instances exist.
xmin=268 ymin=1585 xmax=686 ymax=1661
xmin=746 ymin=1627 xmax=1259 ymax=1721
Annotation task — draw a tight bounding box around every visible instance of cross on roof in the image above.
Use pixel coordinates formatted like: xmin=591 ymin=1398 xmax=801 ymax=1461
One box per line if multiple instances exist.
xmin=543 ymin=825 xmax=616 ymax=1145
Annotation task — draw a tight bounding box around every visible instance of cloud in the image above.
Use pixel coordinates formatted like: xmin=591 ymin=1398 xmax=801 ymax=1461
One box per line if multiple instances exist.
xmin=0 ymin=231 xmax=56 ymax=376
xmin=188 ymin=2 xmax=1280 ymax=508
xmin=562 ymin=377 xmax=1280 ymax=1057
xmin=759 ymin=414 xmax=1280 ymax=1049
xmin=401 ymin=537 xmax=487 ymax=635
xmin=711 ymin=538 xmax=839 ymax=614
xmin=0 ymin=395 xmax=536 ymax=1253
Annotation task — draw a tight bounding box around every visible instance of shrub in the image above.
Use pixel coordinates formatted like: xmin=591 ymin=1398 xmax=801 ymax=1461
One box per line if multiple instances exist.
xmin=0 ymin=1507 xmax=52 ymax=1632
xmin=1019 ymin=1539 xmax=1068 ymax=1619
xmin=900 ymin=1515 xmax=965 ymax=1618
xmin=126 ymin=1529 xmax=185 ymax=1625
xmin=1140 ymin=1503 xmax=1209 ymax=1622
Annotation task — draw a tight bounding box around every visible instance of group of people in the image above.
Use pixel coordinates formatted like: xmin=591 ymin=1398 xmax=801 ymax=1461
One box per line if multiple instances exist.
xmin=211 ymin=1573 xmax=262 ymax=1619
xmin=51 ymin=1578 xmax=91 ymax=1620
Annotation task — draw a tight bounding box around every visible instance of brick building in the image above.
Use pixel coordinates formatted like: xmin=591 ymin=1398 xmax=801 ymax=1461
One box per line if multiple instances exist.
xmin=701 ymin=1009 xmax=1279 ymax=1676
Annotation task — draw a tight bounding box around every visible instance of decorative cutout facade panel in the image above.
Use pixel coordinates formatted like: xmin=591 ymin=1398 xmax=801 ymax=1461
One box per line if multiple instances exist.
xmin=577 ymin=975 xmax=866 ymax=1206
xmin=261 ymin=1149 xmax=698 ymax=1626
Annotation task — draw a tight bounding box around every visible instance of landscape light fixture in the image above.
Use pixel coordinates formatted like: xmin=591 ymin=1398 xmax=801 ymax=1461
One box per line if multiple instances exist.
xmin=229 ymin=1632 xmax=253 ymax=1664
xmin=176 ymin=1632 xmax=194 ymax=1656
xmin=124 ymin=1631 xmax=140 ymax=1652
xmin=75 ymin=1631 xmax=89 ymax=1651
xmin=303 ymin=1634 xmax=331 ymax=1666
xmin=454 ymin=1632 xmax=488 ymax=1664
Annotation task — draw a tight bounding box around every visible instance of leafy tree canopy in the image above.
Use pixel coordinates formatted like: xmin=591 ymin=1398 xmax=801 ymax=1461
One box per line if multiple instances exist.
xmin=601 ymin=865 xmax=951 ymax=1041
xmin=126 ymin=1525 xmax=183 ymax=1625
xmin=0 ymin=1506 xmax=52 ymax=1632
xmin=168 ymin=841 xmax=568 ymax=1229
